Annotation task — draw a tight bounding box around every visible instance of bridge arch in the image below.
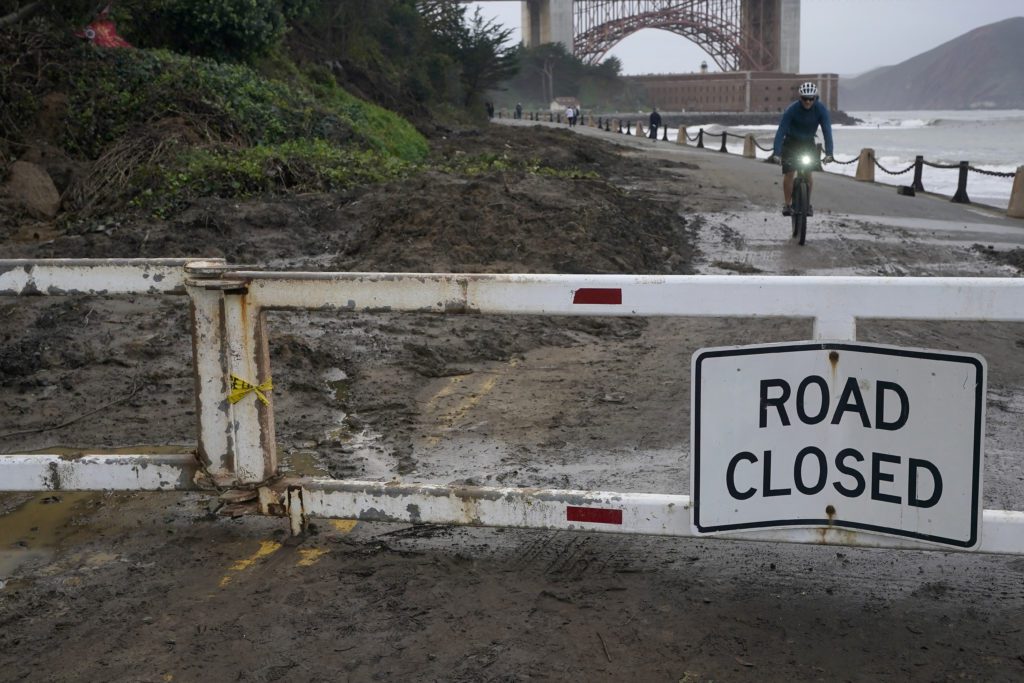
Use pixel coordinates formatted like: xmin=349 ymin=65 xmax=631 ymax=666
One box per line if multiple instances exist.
xmin=573 ymin=1 xmax=778 ymax=71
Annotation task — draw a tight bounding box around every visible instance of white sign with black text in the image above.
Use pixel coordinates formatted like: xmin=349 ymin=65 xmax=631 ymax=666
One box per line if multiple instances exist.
xmin=691 ymin=342 xmax=985 ymax=549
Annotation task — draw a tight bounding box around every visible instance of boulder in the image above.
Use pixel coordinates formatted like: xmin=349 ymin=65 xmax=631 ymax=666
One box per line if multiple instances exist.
xmin=2 ymin=161 xmax=61 ymax=218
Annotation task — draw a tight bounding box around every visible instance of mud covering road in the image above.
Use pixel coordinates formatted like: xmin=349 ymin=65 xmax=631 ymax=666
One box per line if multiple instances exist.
xmin=3 ymin=121 xmax=1024 ymax=682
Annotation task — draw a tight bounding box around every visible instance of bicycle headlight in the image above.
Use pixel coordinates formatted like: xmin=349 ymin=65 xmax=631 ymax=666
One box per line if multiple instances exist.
xmin=800 ymin=155 xmax=812 ymax=166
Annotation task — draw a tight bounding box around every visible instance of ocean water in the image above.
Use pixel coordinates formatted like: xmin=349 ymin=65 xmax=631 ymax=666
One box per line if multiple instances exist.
xmin=671 ymin=110 xmax=1024 ymax=208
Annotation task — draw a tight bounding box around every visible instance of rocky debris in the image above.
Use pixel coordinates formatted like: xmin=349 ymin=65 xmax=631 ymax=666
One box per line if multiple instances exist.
xmin=2 ymin=161 xmax=61 ymax=218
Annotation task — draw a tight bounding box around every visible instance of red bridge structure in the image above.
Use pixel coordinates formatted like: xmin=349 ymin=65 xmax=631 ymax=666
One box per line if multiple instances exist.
xmin=572 ymin=0 xmax=800 ymax=72
xmin=488 ymin=0 xmax=802 ymax=73
xmin=488 ymin=0 xmax=829 ymax=113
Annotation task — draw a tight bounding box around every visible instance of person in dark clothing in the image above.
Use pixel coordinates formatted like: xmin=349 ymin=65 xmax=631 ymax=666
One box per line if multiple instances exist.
xmin=515 ymin=103 xmax=522 ymax=120
xmin=648 ymin=108 xmax=662 ymax=141
xmin=770 ymin=82 xmax=835 ymax=216
xmin=485 ymin=101 xmax=494 ymax=118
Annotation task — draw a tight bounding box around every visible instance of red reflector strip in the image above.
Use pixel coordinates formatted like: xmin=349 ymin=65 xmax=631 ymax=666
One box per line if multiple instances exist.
xmin=566 ymin=506 xmax=623 ymax=525
xmin=572 ymin=288 xmax=622 ymax=305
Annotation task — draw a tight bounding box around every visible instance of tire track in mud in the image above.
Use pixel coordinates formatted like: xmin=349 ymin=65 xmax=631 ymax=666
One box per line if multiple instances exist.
xmin=384 ymin=522 xmax=1024 ymax=613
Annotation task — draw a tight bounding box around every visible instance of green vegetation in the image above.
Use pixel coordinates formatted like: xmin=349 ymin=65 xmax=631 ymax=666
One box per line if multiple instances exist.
xmin=135 ymin=140 xmax=415 ymax=217
xmin=22 ymin=40 xmax=427 ymax=214
xmin=435 ymin=153 xmax=599 ymax=180
xmin=119 ymin=0 xmax=316 ymax=63
xmin=58 ymin=45 xmax=425 ymax=161
xmin=0 ymin=1 xmax=572 ymax=217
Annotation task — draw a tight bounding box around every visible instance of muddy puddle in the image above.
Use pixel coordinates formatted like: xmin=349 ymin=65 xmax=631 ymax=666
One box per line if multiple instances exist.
xmin=0 ymin=492 xmax=95 ymax=582
xmin=0 ymin=446 xmax=194 ymax=582
xmin=696 ymin=210 xmax=1024 ymax=276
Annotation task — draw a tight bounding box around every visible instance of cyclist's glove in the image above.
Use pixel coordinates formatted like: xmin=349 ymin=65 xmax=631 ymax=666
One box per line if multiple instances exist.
xmin=767 ymin=154 xmax=781 ymax=164
xmin=823 ymin=154 xmax=835 ymax=164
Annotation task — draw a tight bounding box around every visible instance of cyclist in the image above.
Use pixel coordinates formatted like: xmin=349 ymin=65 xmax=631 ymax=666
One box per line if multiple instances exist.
xmin=770 ymin=82 xmax=835 ymax=216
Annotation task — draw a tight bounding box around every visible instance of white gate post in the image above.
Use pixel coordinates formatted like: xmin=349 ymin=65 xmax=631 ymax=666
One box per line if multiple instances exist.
xmin=186 ymin=262 xmax=277 ymax=486
xmin=222 ymin=287 xmax=276 ymax=484
xmin=187 ymin=281 xmax=233 ymax=483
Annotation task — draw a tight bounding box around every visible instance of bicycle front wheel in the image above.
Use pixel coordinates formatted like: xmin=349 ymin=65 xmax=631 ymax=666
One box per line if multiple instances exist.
xmin=792 ymin=178 xmax=809 ymax=245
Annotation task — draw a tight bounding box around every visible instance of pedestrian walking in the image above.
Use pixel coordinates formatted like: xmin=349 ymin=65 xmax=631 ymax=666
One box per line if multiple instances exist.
xmin=649 ymin=107 xmax=662 ymax=141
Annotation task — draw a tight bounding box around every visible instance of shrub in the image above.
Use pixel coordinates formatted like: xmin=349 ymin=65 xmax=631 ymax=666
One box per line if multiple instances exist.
xmin=58 ymin=45 xmax=425 ymax=162
xmin=115 ymin=0 xmax=309 ymax=63
xmin=133 ymin=140 xmax=414 ymax=216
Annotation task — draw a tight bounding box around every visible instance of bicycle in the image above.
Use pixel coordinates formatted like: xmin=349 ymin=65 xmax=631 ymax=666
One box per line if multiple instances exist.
xmin=772 ymin=151 xmax=830 ymax=246
xmin=790 ymin=153 xmax=814 ymax=246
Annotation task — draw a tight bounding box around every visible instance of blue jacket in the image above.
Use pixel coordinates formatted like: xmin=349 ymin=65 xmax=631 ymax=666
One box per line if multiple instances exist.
xmin=773 ymin=100 xmax=834 ymax=157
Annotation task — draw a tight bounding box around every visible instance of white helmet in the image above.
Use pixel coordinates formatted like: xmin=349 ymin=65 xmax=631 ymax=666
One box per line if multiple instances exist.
xmin=798 ymin=82 xmax=819 ymax=98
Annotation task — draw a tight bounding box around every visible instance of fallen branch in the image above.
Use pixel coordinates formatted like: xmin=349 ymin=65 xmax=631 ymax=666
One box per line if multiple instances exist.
xmin=597 ymin=631 xmax=612 ymax=663
xmin=0 ymin=2 xmax=43 ymax=29
xmin=0 ymin=377 xmax=143 ymax=442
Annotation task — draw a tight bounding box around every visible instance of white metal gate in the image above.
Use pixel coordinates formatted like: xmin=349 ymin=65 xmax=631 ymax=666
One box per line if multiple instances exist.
xmin=3 ymin=258 xmax=1024 ymax=553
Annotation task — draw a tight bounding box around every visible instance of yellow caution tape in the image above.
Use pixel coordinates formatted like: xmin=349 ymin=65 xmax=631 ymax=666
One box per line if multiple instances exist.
xmin=228 ymin=374 xmax=273 ymax=406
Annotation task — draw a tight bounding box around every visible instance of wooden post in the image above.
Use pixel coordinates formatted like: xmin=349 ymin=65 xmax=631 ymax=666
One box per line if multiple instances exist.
xmin=1007 ymin=166 xmax=1024 ymax=219
xmin=855 ymin=148 xmax=875 ymax=182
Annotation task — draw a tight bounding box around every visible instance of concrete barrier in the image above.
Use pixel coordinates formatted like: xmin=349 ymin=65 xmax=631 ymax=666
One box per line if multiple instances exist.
xmin=855 ymin=149 xmax=875 ymax=182
xmin=743 ymin=134 xmax=756 ymax=158
xmin=676 ymin=126 xmax=687 ymax=145
xmin=1009 ymin=166 xmax=1024 ymax=219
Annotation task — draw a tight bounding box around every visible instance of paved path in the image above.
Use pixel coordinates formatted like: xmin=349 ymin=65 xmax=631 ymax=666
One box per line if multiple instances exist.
xmin=498 ymin=117 xmax=1024 ymax=278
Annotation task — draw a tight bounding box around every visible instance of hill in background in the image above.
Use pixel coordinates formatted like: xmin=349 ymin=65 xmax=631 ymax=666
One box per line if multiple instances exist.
xmin=840 ymin=16 xmax=1024 ymax=110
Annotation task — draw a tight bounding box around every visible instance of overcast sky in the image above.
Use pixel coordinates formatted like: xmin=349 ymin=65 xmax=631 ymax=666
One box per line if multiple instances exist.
xmin=467 ymin=0 xmax=1023 ymax=76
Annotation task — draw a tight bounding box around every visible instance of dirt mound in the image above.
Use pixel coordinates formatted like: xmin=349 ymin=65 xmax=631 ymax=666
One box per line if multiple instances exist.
xmin=326 ymin=170 xmax=693 ymax=274
xmin=5 ymin=125 xmax=697 ymax=275
xmin=0 ymin=123 xmax=696 ymax=459
xmin=975 ymin=244 xmax=1024 ymax=272
xmin=1 ymin=161 xmax=61 ymax=218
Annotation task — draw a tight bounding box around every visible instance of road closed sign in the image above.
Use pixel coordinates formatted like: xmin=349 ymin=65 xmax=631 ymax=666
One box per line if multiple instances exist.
xmin=691 ymin=342 xmax=985 ymax=549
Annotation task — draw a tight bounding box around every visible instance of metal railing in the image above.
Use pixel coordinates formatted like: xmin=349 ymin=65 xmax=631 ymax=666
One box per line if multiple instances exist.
xmin=4 ymin=259 xmax=1024 ymax=553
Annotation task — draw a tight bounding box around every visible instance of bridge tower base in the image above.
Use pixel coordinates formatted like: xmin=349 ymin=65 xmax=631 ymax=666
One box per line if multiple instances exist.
xmin=522 ymin=0 xmax=573 ymax=51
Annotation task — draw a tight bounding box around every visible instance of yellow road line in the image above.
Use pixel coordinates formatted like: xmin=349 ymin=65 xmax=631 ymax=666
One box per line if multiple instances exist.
xmin=330 ymin=519 xmax=358 ymax=533
xmin=424 ymin=374 xmax=466 ymax=407
xmin=297 ymin=548 xmax=329 ymax=567
xmin=425 ymin=359 xmax=519 ymax=446
xmin=218 ymin=540 xmax=281 ymax=588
